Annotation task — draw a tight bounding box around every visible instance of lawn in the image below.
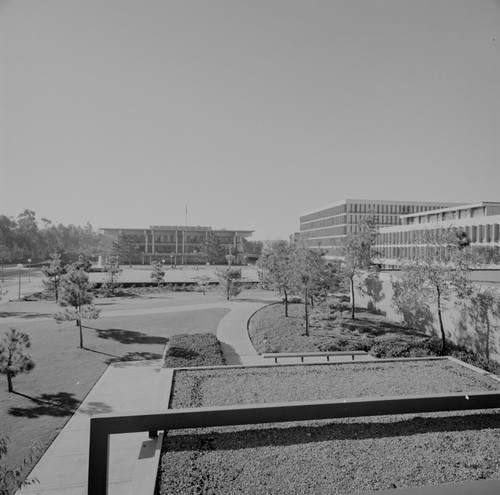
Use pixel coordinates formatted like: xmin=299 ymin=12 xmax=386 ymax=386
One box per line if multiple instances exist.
xmin=0 ymin=293 xmax=229 ymax=487
xmin=248 ymin=299 xmax=430 ymax=353
xmin=248 ymin=299 xmax=500 ymax=374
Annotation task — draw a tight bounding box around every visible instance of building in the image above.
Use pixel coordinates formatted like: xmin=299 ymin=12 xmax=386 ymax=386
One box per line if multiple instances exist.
xmin=100 ymin=225 xmax=254 ymax=265
xmin=300 ymin=199 xmax=462 ymax=256
xmin=375 ymin=202 xmax=500 ymax=267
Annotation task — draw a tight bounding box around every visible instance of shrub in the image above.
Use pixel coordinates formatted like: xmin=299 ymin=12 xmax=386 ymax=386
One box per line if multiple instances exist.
xmin=164 ymin=333 xmax=225 ymax=368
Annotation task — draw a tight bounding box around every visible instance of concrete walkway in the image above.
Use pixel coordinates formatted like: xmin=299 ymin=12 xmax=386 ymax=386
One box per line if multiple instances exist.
xmin=14 ymin=289 xmax=375 ymax=494
xmin=15 ymin=291 xmax=279 ymax=494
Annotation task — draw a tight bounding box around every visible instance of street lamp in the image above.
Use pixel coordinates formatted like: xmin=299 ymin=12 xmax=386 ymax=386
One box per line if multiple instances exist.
xmin=17 ymin=263 xmax=23 ymax=300
xmin=28 ymin=259 xmax=32 ymax=282
xmin=170 ymin=254 xmax=173 ymax=269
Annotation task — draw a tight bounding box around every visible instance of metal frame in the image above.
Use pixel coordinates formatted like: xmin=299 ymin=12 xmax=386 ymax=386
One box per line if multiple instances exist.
xmin=262 ymin=350 xmax=368 ymax=363
xmin=88 ymin=390 xmax=500 ymax=494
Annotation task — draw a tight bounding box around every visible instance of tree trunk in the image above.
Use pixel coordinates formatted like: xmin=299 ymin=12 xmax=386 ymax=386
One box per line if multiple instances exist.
xmin=7 ymin=370 xmax=13 ymax=393
xmin=350 ymin=277 xmax=356 ymax=320
xmin=304 ymin=289 xmax=309 ymax=336
xmin=485 ymin=314 xmax=491 ymax=363
xmin=77 ymin=306 xmax=84 ymax=348
xmin=437 ymin=288 xmax=446 ymax=355
xmin=284 ymin=289 xmax=289 ymax=317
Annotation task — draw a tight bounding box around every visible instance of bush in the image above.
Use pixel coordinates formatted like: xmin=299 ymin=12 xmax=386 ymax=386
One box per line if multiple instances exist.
xmin=164 ymin=333 xmax=225 ymax=368
xmin=446 ymin=342 xmax=500 ymax=375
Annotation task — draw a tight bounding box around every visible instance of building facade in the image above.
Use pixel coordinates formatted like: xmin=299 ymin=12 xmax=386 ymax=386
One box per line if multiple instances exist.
xmin=375 ymin=202 xmax=500 ymax=267
xmin=300 ymin=199 xmax=462 ymax=256
xmin=100 ymin=225 xmax=254 ymax=265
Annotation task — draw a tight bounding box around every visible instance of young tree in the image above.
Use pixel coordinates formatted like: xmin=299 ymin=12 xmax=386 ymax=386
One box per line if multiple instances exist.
xmin=54 ymin=267 xmax=100 ymax=348
xmin=195 ymin=274 xmax=211 ymax=295
xmin=101 ymin=255 xmax=122 ymax=296
xmin=290 ymin=240 xmax=327 ymax=336
xmin=150 ymin=260 xmax=165 ymax=287
xmin=257 ymin=240 xmax=295 ymax=316
xmin=339 ymin=216 xmax=379 ymax=319
xmin=0 ymin=328 xmax=35 ymax=393
xmin=42 ymin=253 xmax=66 ymax=302
xmin=215 ymin=267 xmax=242 ymax=300
xmin=393 ymin=228 xmax=473 ymax=355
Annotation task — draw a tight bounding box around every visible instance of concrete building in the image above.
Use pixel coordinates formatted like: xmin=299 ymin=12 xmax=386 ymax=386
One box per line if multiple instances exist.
xmin=300 ymin=199 xmax=462 ymax=256
xmin=375 ymin=202 xmax=500 ymax=267
xmin=100 ymin=225 xmax=254 ymax=265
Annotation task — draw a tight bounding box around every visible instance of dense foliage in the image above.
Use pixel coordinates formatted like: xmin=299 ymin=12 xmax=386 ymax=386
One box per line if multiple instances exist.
xmin=164 ymin=333 xmax=225 ymax=368
xmin=0 ymin=209 xmax=105 ymax=262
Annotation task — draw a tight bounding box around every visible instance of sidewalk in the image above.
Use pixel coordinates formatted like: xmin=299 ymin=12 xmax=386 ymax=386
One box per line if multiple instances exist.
xmin=14 ymin=292 xmax=279 ymax=494
xmin=18 ymin=359 xmax=168 ymax=495
xmin=14 ymin=290 xmax=374 ymax=494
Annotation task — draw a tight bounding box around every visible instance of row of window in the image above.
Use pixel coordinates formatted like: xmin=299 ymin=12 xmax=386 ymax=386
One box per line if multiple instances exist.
xmin=300 ymin=202 xmax=452 ymax=224
xmin=377 ymin=224 xmax=500 ymax=246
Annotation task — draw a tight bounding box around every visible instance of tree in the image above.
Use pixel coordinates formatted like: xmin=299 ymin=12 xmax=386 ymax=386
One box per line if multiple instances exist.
xmin=202 ymin=232 xmax=222 ymax=265
xmin=195 ymin=274 xmax=211 ymax=295
xmin=290 ymin=239 xmax=327 ymax=336
xmin=1 ymin=435 xmax=40 ymax=494
xmin=112 ymin=233 xmax=140 ymax=266
xmin=71 ymin=254 xmax=92 ymax=272
xmin=150 ymin=260 xmax=165 ymax=287
xmin=393 ymin=228 xmax=473 ymax=355
xmin=339 ymin=216 xmax=379 ymax=319
xmin=0 ymin=245 xmax=8 ymax=283
xmin=461 ymin=285 xmax=500 ymax=363
xmin=0 ymin=328 xmax=35 ymax=393
xmin=54 ymin=267 xmax=100 ymax=348
xmin=16 ymin=209 xmax=40 ymax=259
xmin=101 ymin=255 xmax=122 ymax=296
xmin=215 ymin=267 xmax=242 ymax=300
xmin=257 ymin=240 xmax=295 ymax=316
xmin=42 ymin=253 xmax=66 ymax=302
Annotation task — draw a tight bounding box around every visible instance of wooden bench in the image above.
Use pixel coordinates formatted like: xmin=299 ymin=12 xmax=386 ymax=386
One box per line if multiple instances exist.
xmin=262 ymin=351 xmax=368 ymax=364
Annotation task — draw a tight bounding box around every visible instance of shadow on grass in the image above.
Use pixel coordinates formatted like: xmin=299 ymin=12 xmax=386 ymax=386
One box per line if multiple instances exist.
xmin=107 ymin=351 xmax=164 ymax=364
xmin=235 ymin=297 xmax=280 ymax=304
xmin=0 ymin=311 xmax=54 ymax=319
xmin=9 ymin=392 xmax=80 ymax=418
xmin=83 ymin=346 xmax=119 ymax=358
xmin=95 ymin=328 xmax=168 ymax=345
xmin=164 ymin=412 xmax=500 ymax=452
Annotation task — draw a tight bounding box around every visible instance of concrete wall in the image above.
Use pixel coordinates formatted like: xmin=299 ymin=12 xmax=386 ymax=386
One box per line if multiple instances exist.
xmin=355 ymin=271 xmax=500 ymax=365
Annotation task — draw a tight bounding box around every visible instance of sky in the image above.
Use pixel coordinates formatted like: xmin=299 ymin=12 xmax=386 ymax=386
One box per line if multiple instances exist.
xmin=1 ymin=0 xmax=499 ymax=241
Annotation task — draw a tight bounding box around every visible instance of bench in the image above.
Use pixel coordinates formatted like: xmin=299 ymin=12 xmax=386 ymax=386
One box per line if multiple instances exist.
xmin=262 ymin=351 xmax=368 ymax=364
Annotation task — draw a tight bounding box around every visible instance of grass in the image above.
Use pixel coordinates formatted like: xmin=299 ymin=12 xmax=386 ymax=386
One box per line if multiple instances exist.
xmin=249 ymin=300 xmax=427 ymax=354
xmin=0 ymin=294 xmax=229 ymax=491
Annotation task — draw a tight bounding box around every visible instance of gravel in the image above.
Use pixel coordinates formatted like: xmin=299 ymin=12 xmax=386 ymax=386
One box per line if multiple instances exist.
xmin=169 ymin=359 xmax=500 ymax=408
xmin=156 ymin=360 xmax=500 ymax=494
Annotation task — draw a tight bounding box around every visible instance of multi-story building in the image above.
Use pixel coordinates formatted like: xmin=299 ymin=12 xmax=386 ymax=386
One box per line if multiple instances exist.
xmin=300 ymin=199 xmax=462 ymax=256
xmin=100 ymin=225 xmax=254 ymax=265
xmin=376 ymin=202 xmax=500 ymax=267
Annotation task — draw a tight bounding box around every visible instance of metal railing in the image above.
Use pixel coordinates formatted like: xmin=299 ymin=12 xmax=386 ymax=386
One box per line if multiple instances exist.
xmin=88 ymin=390 xmax=500 ymax=494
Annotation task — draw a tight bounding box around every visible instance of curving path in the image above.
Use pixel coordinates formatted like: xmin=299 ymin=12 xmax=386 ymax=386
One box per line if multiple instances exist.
xmin=16 ymin=290 xmax=278 ymax=494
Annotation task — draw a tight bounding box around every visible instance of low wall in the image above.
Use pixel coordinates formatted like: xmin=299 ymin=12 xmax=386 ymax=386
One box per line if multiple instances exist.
xmin=355 ymin=271 xmax=500 ymax=365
